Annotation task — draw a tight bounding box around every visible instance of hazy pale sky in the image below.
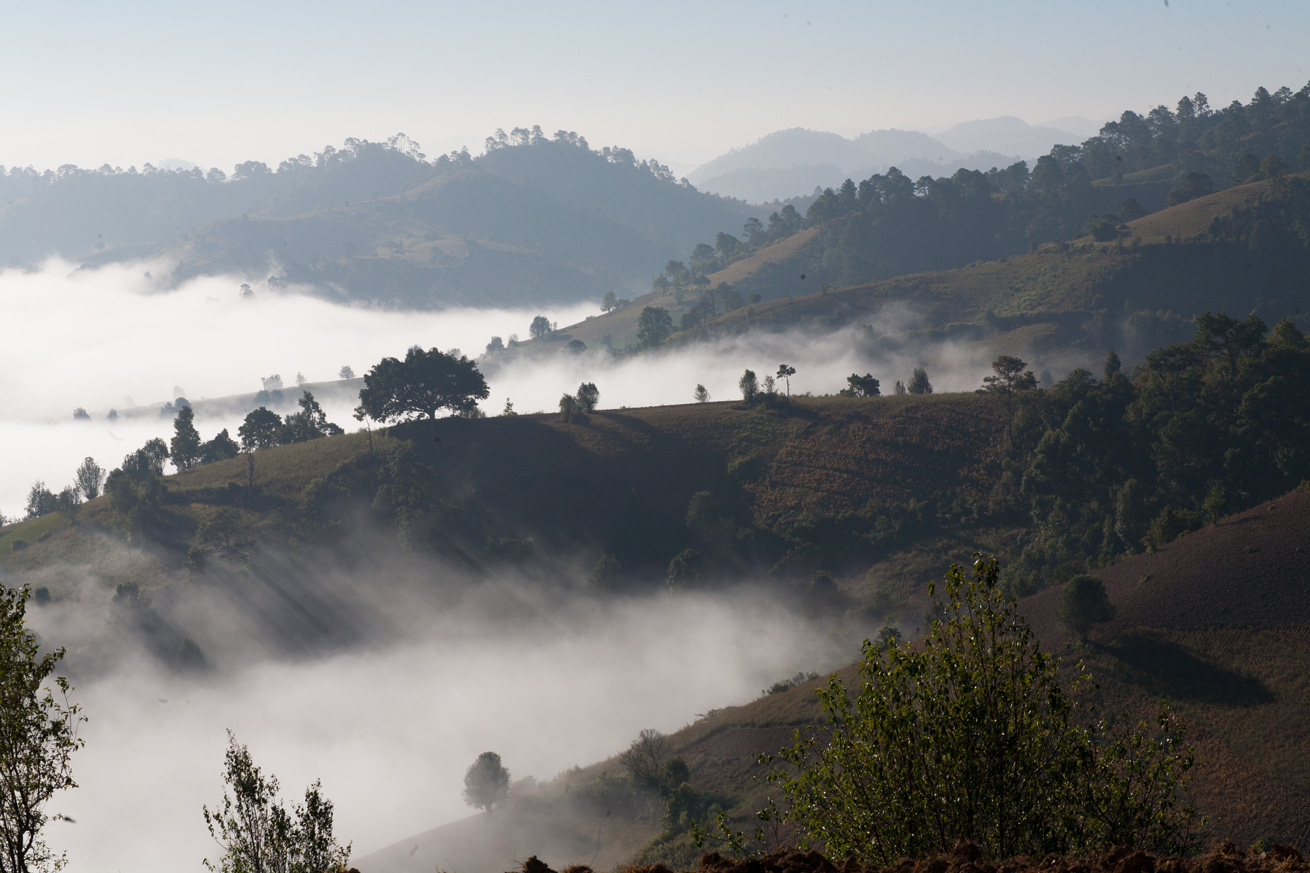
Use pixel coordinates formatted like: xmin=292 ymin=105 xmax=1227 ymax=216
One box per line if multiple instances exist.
xmin=0 ymin=0 xmax=1306 ymax=174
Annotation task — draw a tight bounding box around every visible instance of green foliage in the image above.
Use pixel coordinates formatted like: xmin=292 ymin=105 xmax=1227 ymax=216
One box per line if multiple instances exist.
xmin=0 ymin=584 xmax=84 ymax=873
xmin=23 ymin=483 xmax=57 ymax=520
xmin=239 ymin=408 xmax=283 ymax=451
xmin=171 ymin=405 xmax=203 ymax=471
xmin=636 ymin=307 xmax=673 ymax=349
xmin=760 ymin=557 xmax=1198 ymax=863
xmin=280 ymin=392 xmax=343 ymax=444
xmin=839 ymin=373 xmax=880 ymax=398
xmin=202 ymin=731 xmax=350 ymax=873
xmin=462 ymin=752 xmax=510 ymax=813
xmin=906 ymin=367 xmax=932 ymax=395
xmin=738 ymin=369 xmax=758 ymax=402
xmin=1000 ymin=313 xmax=1310 ymax=592
xmin=200 ymin=430 xmax=241 ymax=465
xmin=1057 ymin=574 xmax=1116 ymax=640
xmin=357 ymin=346 xmax=489 ymax=423
xmin=575 ymin=382 xmax=600 ymax=412
xmin=73 ymin=457 xmax=105 ymax=501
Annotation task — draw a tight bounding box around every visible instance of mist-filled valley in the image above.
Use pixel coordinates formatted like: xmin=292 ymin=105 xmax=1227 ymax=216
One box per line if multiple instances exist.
xmin=5 ymin=6 xmax=1310 ymax=870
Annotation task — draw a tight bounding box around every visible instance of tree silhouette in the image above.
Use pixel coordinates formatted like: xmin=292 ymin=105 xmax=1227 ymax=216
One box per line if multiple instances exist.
xmin=462 ymin=752 xmax=510 ymax=813
xmin=358 ymin=347 xmax=489 ymax=422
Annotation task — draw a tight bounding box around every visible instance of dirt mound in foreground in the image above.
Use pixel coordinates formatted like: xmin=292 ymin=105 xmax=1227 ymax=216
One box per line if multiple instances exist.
xmin=514 ymin=840 xmax=1307 ymax=873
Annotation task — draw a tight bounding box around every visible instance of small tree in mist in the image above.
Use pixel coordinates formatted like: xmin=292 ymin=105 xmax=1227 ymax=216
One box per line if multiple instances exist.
xmin=840 ymin=373 xmax=880 ymax=398
xmin=559 ymin=393 xmax=577 ymax=422
xmin=619 ymin=729 xmax=671 ymax=790
xmin=24 ymin=482 xmax=57 ymax=520
xmin=694 ymin=384 xmax=710 ymax=403
xmin=338 ymin=365 xmax=355 ymax=380
xmin=0 ymin=584 xmax=85 ymax=873
xmin=529 ymin=315 xmax=552 ymax=340
xmin=907 ymin=367 xmax=933 ymax=395
xmin=575 ymin=382 xmax=600 ymax=412
xmin=74 ymin=457 xmax=105 ymax=501
xmin=203 ymin=731 xmax=350 ymax=873
xmin=171 ymin=405 xmax=203 ymax=471
xmin=738 ymin=369 xmax=759 ymax=402
xmin=776 ymin=363 xmax=796 ymax=396
xmin=462 ymin=752 xmax=510 ymax=813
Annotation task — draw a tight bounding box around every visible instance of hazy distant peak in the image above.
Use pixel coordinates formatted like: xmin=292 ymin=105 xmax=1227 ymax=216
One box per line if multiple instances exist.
xmin=933 ymin=116 xmax=1083 ymax=160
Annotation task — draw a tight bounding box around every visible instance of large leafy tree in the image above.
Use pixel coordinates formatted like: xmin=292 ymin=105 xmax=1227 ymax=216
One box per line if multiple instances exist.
xmin=0 ymin=585 xmax=84 ymax=873
xmin=357 ymin=347 xmax=489 ymax=423
xmin=754 ymin=557 xmax=1197 ymax=862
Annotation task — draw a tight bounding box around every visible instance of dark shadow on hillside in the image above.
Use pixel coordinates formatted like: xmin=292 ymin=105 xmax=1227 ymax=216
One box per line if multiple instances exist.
xmin=1103 ymin=630 xmax=1275 ymax=707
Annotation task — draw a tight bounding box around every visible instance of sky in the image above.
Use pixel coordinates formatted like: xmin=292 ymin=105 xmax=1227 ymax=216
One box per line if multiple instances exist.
xmin=0 ymin=0 xmax=1305 ymax=176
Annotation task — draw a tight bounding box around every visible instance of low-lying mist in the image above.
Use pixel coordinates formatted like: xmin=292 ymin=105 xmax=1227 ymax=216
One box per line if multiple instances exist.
xmin=26 ymin=542 xmax=859 ymax=873
xmin=1 ymin=259 xmax=1100 ymax=517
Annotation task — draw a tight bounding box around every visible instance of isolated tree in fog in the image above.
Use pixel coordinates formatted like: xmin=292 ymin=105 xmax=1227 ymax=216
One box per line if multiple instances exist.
xmin=738 ymin=369 xmax=759 ymax=402
xmin=575 ymin=382 xmax=600 ymax=412
xmin=0 ymin=584 xmax=84 ymax=873
xmin=529 ymin=315 xmax=552 ymax=340
xmin=694 ymin=384 xmax=710 ymax=403
xmin=357 ymin=346 xmax=489 ymax=422
xmin=907 ymin=367 xmax=933 ymax=395
xmin=462 ymin=752 xmax=510 ymax=813
xmin=841 ymin=373 xmax=880 ymax=398
xmin=338 ymin=365 xmax=355 ymax=380
xmin=1057 ymin=574 xmax=1116 ymax=642
xmin=776 ymin=363 xmax=796 ymax=396
xmin=171 ymin=405 xmax=203 ymax=471
xmin=74 ymin=457 xmax=106 ymax=501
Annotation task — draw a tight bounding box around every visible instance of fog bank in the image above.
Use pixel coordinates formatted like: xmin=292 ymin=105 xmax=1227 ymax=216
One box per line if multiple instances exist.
xmin=30 ymin=584 xmax=854 ymax=873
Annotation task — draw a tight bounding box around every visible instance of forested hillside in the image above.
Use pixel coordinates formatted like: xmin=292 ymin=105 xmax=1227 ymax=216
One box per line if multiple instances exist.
xmin=644 ymin=83 xmax=1310 ymax=307
xmin=2 ymin=130 xmax=761 ymax=307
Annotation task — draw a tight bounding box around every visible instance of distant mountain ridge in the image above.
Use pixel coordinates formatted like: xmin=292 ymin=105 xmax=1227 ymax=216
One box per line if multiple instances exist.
xmin=688 ymin=117 xmax=1090 ymax=202
xmin=1 ymin=132 xmax=763 ymax=308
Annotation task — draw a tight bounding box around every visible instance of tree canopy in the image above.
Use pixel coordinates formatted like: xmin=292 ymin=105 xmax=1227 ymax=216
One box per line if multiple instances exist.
xmin=357 ymin=346 xmax=489 ymax=422
xmin=0 ymin=585 xmax=84 ymax=873
xmin=462 ymin=752 xmax=510 ymax=813
xmin=753 ymin=557 xmax=1197 ymax=863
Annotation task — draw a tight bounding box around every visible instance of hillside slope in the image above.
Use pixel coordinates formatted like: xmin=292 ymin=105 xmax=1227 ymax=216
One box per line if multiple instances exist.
xmin=361 ymin=489 xmax=1310 ymax=871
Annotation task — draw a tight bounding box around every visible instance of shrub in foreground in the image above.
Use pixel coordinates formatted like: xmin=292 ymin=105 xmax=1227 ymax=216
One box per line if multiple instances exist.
xmin=720 ymin=556 xmax=1198 ymax=862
